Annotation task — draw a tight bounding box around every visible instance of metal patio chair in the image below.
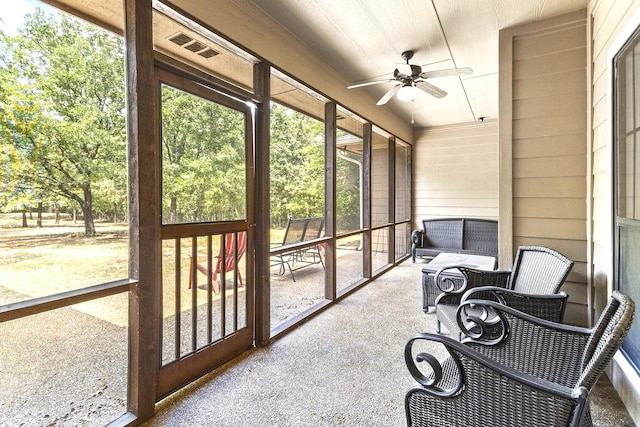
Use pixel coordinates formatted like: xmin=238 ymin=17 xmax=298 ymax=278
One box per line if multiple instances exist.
xmin=270 ymin=217 xmax=325 ymax=281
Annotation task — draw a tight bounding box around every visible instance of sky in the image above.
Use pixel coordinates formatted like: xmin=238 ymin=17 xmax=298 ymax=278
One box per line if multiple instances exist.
xmin=0 ymin=0 xmax=56 ymax=35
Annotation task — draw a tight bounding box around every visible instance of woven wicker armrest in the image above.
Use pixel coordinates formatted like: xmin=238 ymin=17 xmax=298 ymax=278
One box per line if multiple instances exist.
xmin=434 ymin=268 xmax=512 ymax=339
xmin=456 ymin=299 xmax=591 ymax=385
xmin=404 ymin=332 xmax=588 ymax=427
xmin=461 ymin=286 xmax=569 ymax=323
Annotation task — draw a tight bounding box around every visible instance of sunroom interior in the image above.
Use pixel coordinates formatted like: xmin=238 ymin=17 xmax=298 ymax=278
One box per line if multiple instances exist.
xmin=1 ymin=0 xmax=639 ymax=425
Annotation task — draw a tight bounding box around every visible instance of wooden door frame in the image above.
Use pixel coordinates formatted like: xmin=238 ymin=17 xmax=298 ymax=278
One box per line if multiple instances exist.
xmin=152 ymin=65 xmax=256 ymax=400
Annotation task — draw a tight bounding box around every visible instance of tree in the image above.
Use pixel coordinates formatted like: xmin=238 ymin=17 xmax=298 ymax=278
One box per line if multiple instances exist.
xmin=160 ymin=85 xmax=246 ymax=224
xmin=336 ymin=153 xmax=361 ymax=232
xmin=270 ymin=103 xmax=325 ymax=227
xmin=0 ymin=10 xmax=126 ymax=235
xmin=0 ymin=57 xmax=49 ymax=227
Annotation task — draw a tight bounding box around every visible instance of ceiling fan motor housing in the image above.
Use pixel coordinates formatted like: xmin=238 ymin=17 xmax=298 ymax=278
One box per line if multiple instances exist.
xmin=401 ymin=50 xmax=414 ymax=62
xmin=394 ymin=64 xmax=422 ymax=80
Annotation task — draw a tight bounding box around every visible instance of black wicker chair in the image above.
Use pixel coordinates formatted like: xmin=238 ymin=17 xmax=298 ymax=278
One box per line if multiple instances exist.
xmin=507 ymin=245 xmax=574 ymax=293
xmin=405 ymin=291 xmax=635 ymax=427
xmin=434 ymin=245 xmax=573 ymax=339
xmin=433 ymin=267 xmax=512 ymax=339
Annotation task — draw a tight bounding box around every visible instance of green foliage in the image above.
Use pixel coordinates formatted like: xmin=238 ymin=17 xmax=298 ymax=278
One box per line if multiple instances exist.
xmin=0 ymin=10 xmax=126 ymax=235
xmin=336 ymin=154 xmax=361 ymax=232
xmin=0 ymin=68 xmax=42 ymax=212
xmin=0 ymin=8 xmax=362 ymax=235
xmin=161 ymin=84 xmax=246 ymax=223
xmin=270 ymin=104 xmax=325 ymax=227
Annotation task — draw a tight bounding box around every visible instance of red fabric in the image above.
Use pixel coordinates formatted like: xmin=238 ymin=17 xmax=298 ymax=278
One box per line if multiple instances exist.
xmin=188 ymin=231 xmax=247 ymax=293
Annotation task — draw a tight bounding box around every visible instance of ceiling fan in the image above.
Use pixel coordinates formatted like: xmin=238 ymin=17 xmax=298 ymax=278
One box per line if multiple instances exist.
xmin=347 ymin=50 xmax=473 ymax=105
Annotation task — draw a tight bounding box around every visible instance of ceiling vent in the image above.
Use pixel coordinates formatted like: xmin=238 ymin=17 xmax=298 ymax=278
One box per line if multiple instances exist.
xmin=198 ymin=48 xmax=219 ymax=59
xmin=184 ymin=40 xmax=207 ymax=53
xmin=168 ymin=32 xmax=219 ymax=59
xmin=168 ymin=32 xmax=193 ymax=46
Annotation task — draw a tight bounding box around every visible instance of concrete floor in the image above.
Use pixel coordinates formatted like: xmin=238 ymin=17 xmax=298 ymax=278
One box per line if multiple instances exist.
xmin=145 ymin=260 xmax=636 ymax=427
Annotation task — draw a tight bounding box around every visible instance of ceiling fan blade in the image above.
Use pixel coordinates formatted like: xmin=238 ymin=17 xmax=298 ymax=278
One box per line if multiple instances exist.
xmin=348 ymin=79 xmax=393 ymax=89
xmin=395 ymin=63 xmax=413 ymax=76
xmin=419 ymin=67 xmax=473 ymax=79
xmin=377 ymin=84 xmax=401 ymax=105
xmin=415 ymin=81 xmax=447 ymax=98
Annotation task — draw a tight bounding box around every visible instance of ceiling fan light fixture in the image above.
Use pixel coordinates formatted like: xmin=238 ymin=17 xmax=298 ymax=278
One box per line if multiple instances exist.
xmin=396 ymin=84 xmax=415 ymax=102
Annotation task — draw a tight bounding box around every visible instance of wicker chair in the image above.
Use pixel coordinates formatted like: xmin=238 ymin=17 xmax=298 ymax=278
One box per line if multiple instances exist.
xmin=434 ymin=245 xmax=573 ymax=339
xmin=405 ymin=291 xmax=635 ymax=427
xmin=434 ymin=267 xmax=512 ymax=339
xmin=508 ymin=245 xmax=574 ymax=293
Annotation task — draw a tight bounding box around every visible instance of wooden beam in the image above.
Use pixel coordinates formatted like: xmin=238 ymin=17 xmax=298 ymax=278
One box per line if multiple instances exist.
xmin=253 ymin=61 xmax=271 ymax=346
xmin=388 ymin=136 xmax=396 ymax=264
xmin=0 ymin=280 xmax=133 ymax=323
xmin=363 ymin=123 xmax=372 ymax=278
xmin=325 ymin=102 xmax=337 ymax=301
xmin=125 ymin=0 xmax=158 ymax=421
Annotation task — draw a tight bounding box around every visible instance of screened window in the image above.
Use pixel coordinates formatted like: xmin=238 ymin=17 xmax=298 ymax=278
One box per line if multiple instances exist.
xmin=268 ymin=68 xmax=328 ymax=332
xmin=160 ymin=84 xmax=247 ymax=224
xmin=613 ymin=25 xmax=640 ymax=374
xmin=0 ymin=2 xmax=128 ymax=298
xmin=0 ymin=1 xmax=129 ymax=423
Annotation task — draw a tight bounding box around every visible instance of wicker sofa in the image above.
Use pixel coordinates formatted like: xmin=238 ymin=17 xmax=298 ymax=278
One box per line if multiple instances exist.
xmin=411 ymin=218 xmax=498 ymax=263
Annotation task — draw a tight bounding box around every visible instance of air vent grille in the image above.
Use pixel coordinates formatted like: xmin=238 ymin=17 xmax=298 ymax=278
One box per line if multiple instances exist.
xmin=198 ymin=48 xmax=219 ymax=58
xmin=168 ymin=32 xmax=193 ymax=46
xmin=184 ymin=41 xmax=207 ymax=53
xmin=167 ymin=32 xmax=218 ymax=60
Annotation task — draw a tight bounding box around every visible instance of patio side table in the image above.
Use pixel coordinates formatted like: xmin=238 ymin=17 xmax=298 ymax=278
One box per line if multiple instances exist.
xmin=420 ymin=252 xmax=497 ymax=313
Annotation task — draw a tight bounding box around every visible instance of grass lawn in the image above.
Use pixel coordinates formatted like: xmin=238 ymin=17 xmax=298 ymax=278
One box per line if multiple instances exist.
xmin=0 ymin=213 xmax=129 ymax=298
xmin=1 ymin=212 xmax=286 ymax=326
xmin=0 ymin=211 xmax=372 ymax=330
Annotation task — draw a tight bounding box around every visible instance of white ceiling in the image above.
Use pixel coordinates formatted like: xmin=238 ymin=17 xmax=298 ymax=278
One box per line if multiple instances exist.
xmin=249 ymin=0 xmax=589 ymax=129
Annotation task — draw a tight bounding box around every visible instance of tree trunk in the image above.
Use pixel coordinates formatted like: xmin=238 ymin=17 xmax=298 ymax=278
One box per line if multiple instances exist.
xmin=21 ymin=210 xmax=27 ymax=227
xmin=37 ymin=202 xmax=43 ymax=227
xmin=81 ymin=186 xmax=96 ymax=236
xmin=55 ymin=202 xmax=60 ymax=224
xmin=82 ymin=204 xmax=96 ymax=236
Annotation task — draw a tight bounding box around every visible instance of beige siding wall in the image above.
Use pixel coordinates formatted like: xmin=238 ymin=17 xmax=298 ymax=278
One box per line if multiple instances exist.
xmin=588 ymin=0 xmax=640 ymax=423
xmin=500 ymin=11 xmax=588 ymax=325
xmin=412 ymin=120 xmax=499 ymax=231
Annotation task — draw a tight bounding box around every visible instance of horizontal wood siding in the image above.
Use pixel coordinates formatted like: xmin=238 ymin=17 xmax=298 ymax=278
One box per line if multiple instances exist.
xmin=506 ymin=11 xmax=588 ymax=325
xmin=413 ymin=121 xmax=499 ymax=230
